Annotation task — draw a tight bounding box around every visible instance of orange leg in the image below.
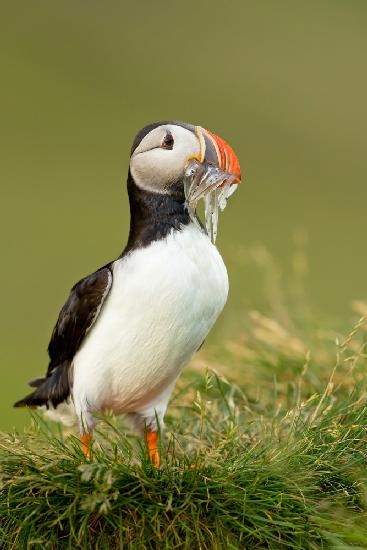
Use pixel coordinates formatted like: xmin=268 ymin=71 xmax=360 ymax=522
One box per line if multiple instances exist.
xmin=145 ymin=430 xmax=160 ymax=467
xmin=81 ymin=433 xmax=93 ymax=459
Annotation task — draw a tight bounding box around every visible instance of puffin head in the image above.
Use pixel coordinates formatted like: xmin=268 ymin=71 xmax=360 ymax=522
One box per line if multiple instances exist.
xmin=129 ymin=121 xmax=241 ymax=200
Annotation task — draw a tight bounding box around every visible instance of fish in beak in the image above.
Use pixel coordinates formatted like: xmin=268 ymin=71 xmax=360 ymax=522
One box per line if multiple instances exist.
xmin=184 ymin=126 xmax=241 ymax=242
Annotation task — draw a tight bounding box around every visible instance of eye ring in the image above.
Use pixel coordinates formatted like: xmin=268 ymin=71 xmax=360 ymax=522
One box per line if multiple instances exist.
xmin=161 ymin=131 xmax=174 ymax=150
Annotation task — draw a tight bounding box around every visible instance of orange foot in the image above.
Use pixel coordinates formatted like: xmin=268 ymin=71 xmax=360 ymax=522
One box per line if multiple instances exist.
xmin=81 ymin=433 xmax=93 ymax=459
xmin=146 ymin=430 xmax=160 ymax=468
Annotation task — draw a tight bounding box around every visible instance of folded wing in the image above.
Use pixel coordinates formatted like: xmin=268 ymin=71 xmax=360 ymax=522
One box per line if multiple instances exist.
xmin=14 ymin=267 xmax=112 ymax=409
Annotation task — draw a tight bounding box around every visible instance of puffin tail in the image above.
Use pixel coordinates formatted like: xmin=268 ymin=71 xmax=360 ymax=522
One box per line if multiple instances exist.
xmin=13 ymin=381 xmax=48 ymax=408
xmin=14 ymin=363 xmax=71 ymax=409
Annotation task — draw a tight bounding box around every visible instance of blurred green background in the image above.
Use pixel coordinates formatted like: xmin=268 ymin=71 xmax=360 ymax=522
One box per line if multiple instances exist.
xmin=1 ymin=1 xmax=366 ymax=430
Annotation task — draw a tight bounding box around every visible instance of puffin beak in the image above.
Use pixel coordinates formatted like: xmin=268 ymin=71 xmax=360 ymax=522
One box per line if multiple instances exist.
xmin=184 ymin=126 xmax=241 ymax=212
xmin=196 ymin=126 xmax=241 ymax=184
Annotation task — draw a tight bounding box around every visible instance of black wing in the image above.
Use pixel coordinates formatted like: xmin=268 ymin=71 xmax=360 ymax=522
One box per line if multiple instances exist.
xmin=14 ymin=267 xmax=113 ymax=408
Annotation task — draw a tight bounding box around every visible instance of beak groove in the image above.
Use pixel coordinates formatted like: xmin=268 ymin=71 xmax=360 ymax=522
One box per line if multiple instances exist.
xmin=196 ymin=127 xmax=241 ymax=184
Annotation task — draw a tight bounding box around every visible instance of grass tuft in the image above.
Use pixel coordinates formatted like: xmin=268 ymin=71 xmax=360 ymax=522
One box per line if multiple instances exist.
xmin=1 ymin=297 xmax=367 ymax=548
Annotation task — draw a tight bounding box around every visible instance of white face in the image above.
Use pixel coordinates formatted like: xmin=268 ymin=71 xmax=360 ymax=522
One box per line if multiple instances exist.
xmin=130 ymin=124 xmax=200 ymax=193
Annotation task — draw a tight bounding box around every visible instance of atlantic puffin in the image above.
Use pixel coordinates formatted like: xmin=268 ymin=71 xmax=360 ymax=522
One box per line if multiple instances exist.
xmin=15 ymin=121 xmax=241 ymax=466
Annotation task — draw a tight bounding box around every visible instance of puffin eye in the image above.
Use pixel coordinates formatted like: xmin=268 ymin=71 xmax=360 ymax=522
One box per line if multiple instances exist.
xmin=161 ymin=132 xmax=174 ymax=150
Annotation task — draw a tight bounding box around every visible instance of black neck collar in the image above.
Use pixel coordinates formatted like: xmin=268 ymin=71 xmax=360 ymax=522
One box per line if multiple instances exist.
xmin=121 ymin=171 xmax=191 ymax=255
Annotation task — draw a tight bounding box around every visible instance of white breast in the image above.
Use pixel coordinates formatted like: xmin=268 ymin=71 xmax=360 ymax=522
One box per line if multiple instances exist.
xmin=72 ymin=223 xmax=228 ymax=419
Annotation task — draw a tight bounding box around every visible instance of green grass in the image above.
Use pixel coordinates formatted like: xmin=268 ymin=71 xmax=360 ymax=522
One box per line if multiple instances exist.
xmin=1 ymin=305 xmax=367 ymax=549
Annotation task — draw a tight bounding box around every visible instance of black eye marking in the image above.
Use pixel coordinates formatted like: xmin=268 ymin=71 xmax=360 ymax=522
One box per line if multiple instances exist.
xmin=161 ymin=131 xmax=174 ymax=150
